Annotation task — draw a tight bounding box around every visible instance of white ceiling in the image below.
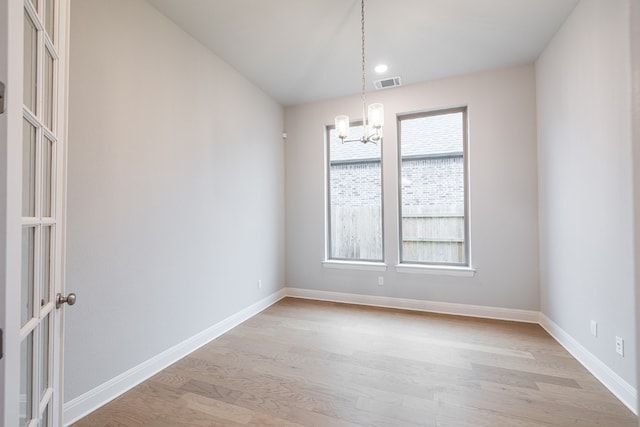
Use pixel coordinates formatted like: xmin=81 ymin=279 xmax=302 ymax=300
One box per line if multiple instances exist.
xmin=146 ymin=0 xmax=579 ymax=106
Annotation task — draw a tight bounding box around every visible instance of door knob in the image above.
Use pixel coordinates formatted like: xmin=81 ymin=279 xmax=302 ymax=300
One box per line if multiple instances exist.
xmin=56 ymin=292 xmax=77 ymax=309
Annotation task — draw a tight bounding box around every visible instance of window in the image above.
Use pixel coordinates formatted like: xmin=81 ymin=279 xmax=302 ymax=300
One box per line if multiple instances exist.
xmin=326 ymin=124 xmax=383 ymax=262
xmin=398 ymin=107 xmax=469 ymax=266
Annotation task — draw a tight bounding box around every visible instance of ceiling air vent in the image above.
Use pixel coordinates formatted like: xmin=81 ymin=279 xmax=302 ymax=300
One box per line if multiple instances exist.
xmin=374 ymin=76 xmax=402 ymax=90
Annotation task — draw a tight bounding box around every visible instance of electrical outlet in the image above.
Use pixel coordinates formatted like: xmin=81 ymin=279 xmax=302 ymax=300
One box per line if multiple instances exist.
xmin=257 ymin=280 xmax=262 ymax=289
xmin=590 ymin=320 xmax=597 ymax=337
xmin=378 ymin=276 xmax=384 ymax=286
xmin=615 ymin=336 xmax=624 ymax=356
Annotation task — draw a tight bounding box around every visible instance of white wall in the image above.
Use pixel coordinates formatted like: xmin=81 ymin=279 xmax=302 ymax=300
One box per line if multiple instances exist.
xmin=536 ymin=0 xmax=636 ymax=388
xmin=65 ymin=0 xmax=285 ymax=402
xmin=284 ymin=65 xmax=540 ymax=310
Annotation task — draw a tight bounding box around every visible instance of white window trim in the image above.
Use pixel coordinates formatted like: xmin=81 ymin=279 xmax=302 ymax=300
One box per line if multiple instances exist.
xmin=397 ymin=106 xmax=470 ymax=267
xmin=322 ymin=260 xmax=388 ymax=272
xmin=325 ymin=122 xmax=385 ymax=263
xmin=395 ymin=263 xmax=475 ymax=277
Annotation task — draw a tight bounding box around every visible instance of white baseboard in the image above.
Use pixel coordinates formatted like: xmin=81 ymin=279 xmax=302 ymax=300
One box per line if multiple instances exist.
xmin=539 ymin=314 xmax=638 ymax=414
xmin=63 ymin=287 xmax=637 ymax=424
xmin=284 ymin=287 xmax=540 ymax=323
xmin=286 ymin=287 xmax=637 ymax=415
xmin=63 ymin=289 xmax=287 ymax=426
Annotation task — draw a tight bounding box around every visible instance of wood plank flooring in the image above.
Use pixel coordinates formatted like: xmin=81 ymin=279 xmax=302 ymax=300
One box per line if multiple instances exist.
xmin=73 ymin=298 xmax=638 ymax=426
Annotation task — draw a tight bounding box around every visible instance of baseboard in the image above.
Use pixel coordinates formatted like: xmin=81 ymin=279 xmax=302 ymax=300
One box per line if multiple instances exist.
xmin=284 ymin=287 xmax=540 ymax=323
xmin=285 ymin=287 xmax=637 ymax=415
xmin=63 ymin=289 xmax=287 ymax=426
xmin=539 ymin=314 xmax=638 ymax=415
xmin=63 ymin=287 xmax=637 ymax=424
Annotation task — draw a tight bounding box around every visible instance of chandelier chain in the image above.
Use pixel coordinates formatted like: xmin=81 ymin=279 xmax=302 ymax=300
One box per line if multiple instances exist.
xmin=361 ymin=0 xmax=366 ymax=116
xmin=334 ymin=0 xmax=382 ymax=144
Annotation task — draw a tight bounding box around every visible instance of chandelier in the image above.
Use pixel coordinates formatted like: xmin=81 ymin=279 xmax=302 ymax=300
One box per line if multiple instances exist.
xmin=335 ymin=0 xmax=383 ymax=144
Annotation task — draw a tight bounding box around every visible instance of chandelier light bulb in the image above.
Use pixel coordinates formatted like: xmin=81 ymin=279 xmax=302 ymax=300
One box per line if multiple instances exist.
xmin=368 ymin=103 xmax=384 ymax=128
xmin=335 ymin=115 xmax=350 ymax=139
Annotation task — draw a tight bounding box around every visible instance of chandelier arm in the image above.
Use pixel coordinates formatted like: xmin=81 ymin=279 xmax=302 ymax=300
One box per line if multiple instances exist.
xmin=340 ymin=136 xmax=377 ymax=145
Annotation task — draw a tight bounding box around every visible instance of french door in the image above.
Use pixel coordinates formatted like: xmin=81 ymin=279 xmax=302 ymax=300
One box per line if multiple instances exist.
xmin=1 ymin=0 xmax=69 ymax=425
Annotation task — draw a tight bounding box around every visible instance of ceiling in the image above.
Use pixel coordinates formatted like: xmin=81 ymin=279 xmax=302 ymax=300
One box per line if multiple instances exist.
xmin=146 ymin=0 xmax=580 ymax=107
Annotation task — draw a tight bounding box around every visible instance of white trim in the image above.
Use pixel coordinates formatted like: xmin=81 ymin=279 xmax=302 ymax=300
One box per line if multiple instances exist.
xmin=61 ymin=287 xmax=637 ymax=424
xmin=56 ymin=0 xmax=72 ymax=424
xmin=322 ymin=260 xmax=387 ymax=272
xmin=395 ymin=263 xmax=476 ymax=277
xmin=538 ymin=314 xmax=638 ymax=415
xmin=62 ymin=289 xmax=286 ymax=426
xmin=2 ymin=0 xmax=26 ymax=424
xmin=287 ymin=288 xmax=636 ymax=414
xmin=284 ymin=287 xmax=538 ymax=323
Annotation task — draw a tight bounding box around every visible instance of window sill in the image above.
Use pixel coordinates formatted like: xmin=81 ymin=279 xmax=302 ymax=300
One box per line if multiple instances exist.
xmin=322 ymin=260 xmax=388 ymax=272
xmin=395 ymin=264 xmax=476 ymax=277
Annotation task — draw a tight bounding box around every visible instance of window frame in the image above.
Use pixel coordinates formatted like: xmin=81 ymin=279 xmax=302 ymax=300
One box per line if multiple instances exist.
xmin=325 ymin=122 xmax=385 ymax=264
xmin=396 ymin=106 xmax=470 ymax=268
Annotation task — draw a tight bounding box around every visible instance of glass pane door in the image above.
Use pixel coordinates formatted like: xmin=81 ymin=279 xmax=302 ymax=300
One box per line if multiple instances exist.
xmin=21 ymin=0 xmax=61 ymax=425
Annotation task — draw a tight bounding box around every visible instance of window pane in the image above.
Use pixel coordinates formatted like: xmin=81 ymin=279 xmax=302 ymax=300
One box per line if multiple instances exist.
xmin=24 ymin=10 xmax=38 ymax=114
xmin=40 ymin=226 xmax=52 ymax=307
xmin=22 ymin=227 xmax=36 ymax=326
xmin=20 ymin=333 xmax=34 ymax=426
xmin=327 ymin=125 xmax=383 ymax=261
xmin=44 ymin=48 xmax=54 ymax=131
xmin=399 ymin=110 xmax=467 ymax=265
xmin=23 ymin=119 xmax=37 ymax=217
xmin=39 ymin=315 xmax=50 ymax=398
xmin=42 ymin=136 xmax=54 ymax=217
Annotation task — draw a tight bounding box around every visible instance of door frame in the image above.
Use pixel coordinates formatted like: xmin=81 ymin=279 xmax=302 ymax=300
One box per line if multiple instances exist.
xmin=1 ymin=0 xmax=25 ymax=424
xmin=55 ymin=0 xmax=71 ymax=424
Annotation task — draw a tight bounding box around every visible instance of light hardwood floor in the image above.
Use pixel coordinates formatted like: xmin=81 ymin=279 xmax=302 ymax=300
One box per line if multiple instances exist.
xmin=73 ymin=298 xmax=638 ymax=426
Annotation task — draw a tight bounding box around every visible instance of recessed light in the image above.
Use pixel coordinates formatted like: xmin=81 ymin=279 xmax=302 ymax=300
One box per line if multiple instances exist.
xmin=374 ymin=64 xmax=388 ymax=74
